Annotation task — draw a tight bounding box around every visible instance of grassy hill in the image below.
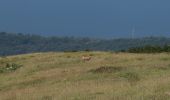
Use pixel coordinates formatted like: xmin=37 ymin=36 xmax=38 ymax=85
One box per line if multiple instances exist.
xmin=1 ymin=52 xmax=170 ymax=100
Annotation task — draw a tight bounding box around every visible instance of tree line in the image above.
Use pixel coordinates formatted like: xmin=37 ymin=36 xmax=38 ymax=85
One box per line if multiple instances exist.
xmin=0 ymin=32 xmax=170 ymax=56
xmin=126 ymin=45 xmax=170 ymax=53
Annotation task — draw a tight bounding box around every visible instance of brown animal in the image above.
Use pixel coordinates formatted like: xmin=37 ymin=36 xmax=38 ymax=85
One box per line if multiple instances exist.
xmin=82 ymin=55 xmax=92 ymax=61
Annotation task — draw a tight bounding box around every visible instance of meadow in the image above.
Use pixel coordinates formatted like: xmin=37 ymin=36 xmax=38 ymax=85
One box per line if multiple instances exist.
xmin=0 ymin=52 xmax=170 ymax=100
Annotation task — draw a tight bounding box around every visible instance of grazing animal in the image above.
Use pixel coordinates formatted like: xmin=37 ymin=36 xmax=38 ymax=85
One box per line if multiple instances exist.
xmin=82 ymin=55 xmax=92 ymax=61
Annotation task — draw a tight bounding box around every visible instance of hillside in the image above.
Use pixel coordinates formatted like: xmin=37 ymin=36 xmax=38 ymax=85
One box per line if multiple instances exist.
xmin=1 ymin=52 xmax=170 ymax=100
xmin=1 ymin=32 xmax=170 ymax=56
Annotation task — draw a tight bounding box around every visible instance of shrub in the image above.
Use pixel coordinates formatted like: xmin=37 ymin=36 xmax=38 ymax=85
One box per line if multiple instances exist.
xmin=84 ymin=49 xmax=91 ymax=52
xmin=0 ymin=63 xmax=22 ymax=73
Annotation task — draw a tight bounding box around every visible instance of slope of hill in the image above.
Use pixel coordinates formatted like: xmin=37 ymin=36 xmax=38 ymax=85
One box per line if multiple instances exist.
xmin=0 ymin=32 xmax=170 ymax=56
xmin=1 ymin=52 xmax=170 ymax=100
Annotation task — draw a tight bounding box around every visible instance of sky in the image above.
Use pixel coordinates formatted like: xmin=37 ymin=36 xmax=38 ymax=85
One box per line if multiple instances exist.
xmin=0 ymin=0 xmax=170 ymax=38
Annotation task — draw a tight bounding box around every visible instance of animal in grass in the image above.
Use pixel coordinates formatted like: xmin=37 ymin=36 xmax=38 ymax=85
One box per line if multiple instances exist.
xmin=82 ymin=55 xmax=92 ymax=61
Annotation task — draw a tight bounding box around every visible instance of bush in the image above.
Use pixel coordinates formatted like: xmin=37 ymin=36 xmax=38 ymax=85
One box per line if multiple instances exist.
xmin=0 ymin=63 xmax=22 ymax=73
xmin=84 ymin=49 xmax=91 ymax=52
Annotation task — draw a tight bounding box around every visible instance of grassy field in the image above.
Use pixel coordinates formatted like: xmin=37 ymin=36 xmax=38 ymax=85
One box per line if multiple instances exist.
xmin=1 ymin=52 xmax=170 ymax=100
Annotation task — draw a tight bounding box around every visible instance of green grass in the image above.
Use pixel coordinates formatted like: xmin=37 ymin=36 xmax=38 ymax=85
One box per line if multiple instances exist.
xmin=0 ymin=52 xmax=170 ymax=100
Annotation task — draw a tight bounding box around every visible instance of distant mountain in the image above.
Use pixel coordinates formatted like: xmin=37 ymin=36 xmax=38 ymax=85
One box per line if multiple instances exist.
xmin=0 ymin=32 xmax=170 ymax=56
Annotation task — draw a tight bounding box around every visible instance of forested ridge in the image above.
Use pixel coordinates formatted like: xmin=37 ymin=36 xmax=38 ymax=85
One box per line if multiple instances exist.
xmin=0 ymin=32 xmax=170 ymax=56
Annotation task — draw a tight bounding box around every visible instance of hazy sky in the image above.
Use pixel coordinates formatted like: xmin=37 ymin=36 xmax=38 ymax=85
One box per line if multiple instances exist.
xmin=0 ymin=0 xmax=170 ymax=38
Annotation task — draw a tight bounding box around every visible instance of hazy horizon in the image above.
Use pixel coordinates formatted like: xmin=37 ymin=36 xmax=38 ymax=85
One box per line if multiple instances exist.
xmin=0 ymin=0 xmax=170 ymax=38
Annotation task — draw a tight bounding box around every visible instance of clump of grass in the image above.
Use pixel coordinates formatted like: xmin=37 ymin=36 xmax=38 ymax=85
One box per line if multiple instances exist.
xmin=156 ymin=66 xmax=170 ymax=70
xmin=29 ymin=55 xmax=35 ymax=57
xmin=19 ymin=78 xmax=45 ymax=88
xmin=89 ymin=54 xmax=94 ymax=56
xmin=0 ymin=63 xmax=22 ymax=73
xmin=120 ymin=71 xmax=140 ymax=83
xmin=67 ymin=55 xmax=71 ymax=58
xmin=42 ymin=96 xmax=53 ymax=100
xmin=153 ymin=65 xmax=170 ymax=70
xmin=90 ymin=66 xmax=124 ymax=73
xmin=136 ymin=57 xmax=144 ymax=61
xmin=160 ymin=57 xmax=170 ymax=61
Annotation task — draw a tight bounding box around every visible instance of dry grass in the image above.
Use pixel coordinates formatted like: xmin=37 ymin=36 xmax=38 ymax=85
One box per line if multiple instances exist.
xmin=0 ymin=52 xmax=170 ymax=100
